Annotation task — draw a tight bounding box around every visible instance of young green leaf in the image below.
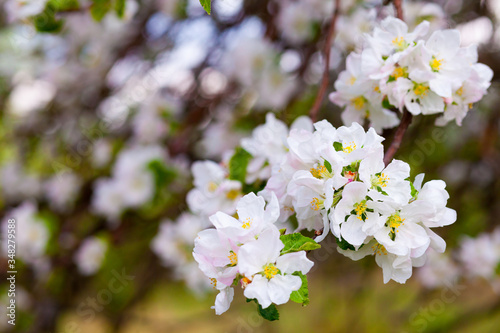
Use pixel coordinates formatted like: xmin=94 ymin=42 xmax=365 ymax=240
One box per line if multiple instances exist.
xmin=336 ymin=236 xmax=355 ymax=251
xmin=199 ymin=0 xmax=211 ymax=14
xmin=246 ymin=299 xmax=280 ymax=321
xmin=280 ymin=233 xmax=321 ymax=255
xmin=228 ymin=147 xmax=252 ymax=184
xmin=289 ymin=272 xmax=309 ymax=306
xmin=333 ymin=141 xmax=343 ymax=152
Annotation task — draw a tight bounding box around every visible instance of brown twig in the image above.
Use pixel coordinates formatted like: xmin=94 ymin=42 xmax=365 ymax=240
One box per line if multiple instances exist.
xmin=309 ymin=0 xmax=341 ymax=122
xmin=393 ymin=0 xmax=404 ymax=20
xmin=383 ymin=0 xmax=412 ymax=165
xmin=383 ymin=109 xmax=412 ymax=165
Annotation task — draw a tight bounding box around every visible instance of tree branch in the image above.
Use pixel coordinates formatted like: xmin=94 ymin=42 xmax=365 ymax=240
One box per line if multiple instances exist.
xmin=309 ymin=0 xmax=341 ymax=122
xmin=383 ymin=0 xmax=412 ymax=165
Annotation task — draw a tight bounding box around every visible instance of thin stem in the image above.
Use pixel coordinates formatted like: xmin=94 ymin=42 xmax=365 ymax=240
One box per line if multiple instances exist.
xmin=383 ymin=0 xmax=411 ymax=165
xmin=309 ymin=0 xmax=341 ymax=122
xmin=393 ymin=0 xmax=404 ymax=20
xmin=383 ymin=109 xmax=412 ymax=165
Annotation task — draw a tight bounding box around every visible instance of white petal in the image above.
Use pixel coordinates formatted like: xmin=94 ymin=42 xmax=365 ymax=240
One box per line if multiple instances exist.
xmin=276 ymin=251 xmax=314 ymax=275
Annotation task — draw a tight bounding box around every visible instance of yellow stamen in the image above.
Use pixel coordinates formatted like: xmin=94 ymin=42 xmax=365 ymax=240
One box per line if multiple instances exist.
xmin=387 ymin=213 xmax=405 ymax=230
xmin=208 ymin=181 xmax=217 ymax=192
xmin=263 ymin=264 xmax=279 ymax=279
xmin=372 ymin=243 xmax=388 ymax=256
xmin=456 ymin=87 xmax=464 ymax=96
xmin=343 ymin=141 xmax=357 ymax=154
xmin=374 ymin=86 xmax=381 ymax=93
xmin=349 ymin=76 xmax=357 ymax=85
xmin=310 ymin=165 xmax=332 ymax=179
xmin=210 ymin=278 xmax=217 ymax=289
xmin=430 ymin=57 xmax=444 ymax=72
xmin=242 ymin=218 xmax=252 ymax=229
xmin=310 ymin=197 xmax=324 ymax=211
xmin=228 ymin=251 xmax=238 ymax=266
xmin=373 ymin=173 xmax=389 ymax=188
xmin=354 ymin=201 xmax=367 ymax=220
xmin=392 ymin=66 xmax=407 ymax=80
xmin=414 ymin=84 xmax=429 ymax=97
xmin=351 ymin=96 xmax=366 ymax=110
xmin=392 ymin=36 xmax=407 ymax=51
xmin=226 ymin=189 xmax=240 ymax=200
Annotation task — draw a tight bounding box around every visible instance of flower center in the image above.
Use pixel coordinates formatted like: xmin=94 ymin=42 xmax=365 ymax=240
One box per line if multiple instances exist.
xmin=351 ymin=96 xmax=366 ymax=110
xmin=392 ymin=36 xmax=408 ymax=51
xmin=456 ymin=86 xmax=464 ymax=96
xmin=242 ymin=218 xmax=252 ymax=229
xmin=354 ymin=200 xmax=367 ymax=220
xmin=372 ymin=243 xmax=388 ymax=256
xmin=387 ymin=213 xmax=404 ymax=229
xmin=372 ymin=173 xmax=389 ymax=188
xmin=414 ymin=84 xmax=429 ymax=97
xmin=343 ymin=141 xmax=357 ymax=154
xmin=228 ymin=251 xmax=238 ymax=266
xmin=226 ymin=189 xmax=240 ymax=200
xmin=310 ymin=165 xmax=332 ymax=179
xmin=374 ymin=86 xmax=381 ymax=93
xmin=210 ymin=278 xmax=217 ymax=289
xmin=430 ymin=57 xmax=444 ymax=72
xmin=349 ymin=76 xmax=356 ymax=85
xmin=263 ymin=264 xmax=279 ymax=279
xmin=392 ymin=66 xmax=407 ymax=80
xmin=207 ymin=181 xmax=218 ymax=192
xmin=310 ymin=197 xmax=324 ymax=211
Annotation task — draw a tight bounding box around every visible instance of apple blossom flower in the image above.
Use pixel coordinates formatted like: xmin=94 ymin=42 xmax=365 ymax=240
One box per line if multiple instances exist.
xmin=239 ymin=227 xmax=314 ymax=308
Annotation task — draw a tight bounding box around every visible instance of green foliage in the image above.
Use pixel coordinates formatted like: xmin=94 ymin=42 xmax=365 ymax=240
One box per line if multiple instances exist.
xmin=228 ymin=147 xmax=252 ymax=184
xmin=90 ymin=0 xmax=112 ymax=21
xmin=382 ymin=97 xmax=396 ymax=109
xmin=289 ymin=272 xmax=309 ymax=306
xmin=247 ymin=299 xmax=280 ymax=321
xmin=147 ymin=160 xmax=176 ymax=190
xmin=33 ymin=5 xmax=64 ymax=33
xmin=336 ymin=236 xmax=355 ymax=251
xmin=324 ymin=159 xmax=332 ymax=173
xmin=115 ymin=0 xmax=126 ymax=18
xmin=49 ymin=0 xmax=79 ymax=11
xmin=333 ymin=141 xmax=343 ymax=152
xmin=199 ymin=0 xmax=211 ymax=15
xmin=280 ymin=233 xmax=321 ymax=255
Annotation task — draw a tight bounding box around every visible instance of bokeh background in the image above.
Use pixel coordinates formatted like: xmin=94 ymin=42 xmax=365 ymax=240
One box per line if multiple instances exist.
xmin=0 ymin=0 xmax=500 ymax=332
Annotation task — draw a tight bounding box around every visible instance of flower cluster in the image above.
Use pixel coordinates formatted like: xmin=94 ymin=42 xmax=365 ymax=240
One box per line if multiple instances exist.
xmin=262 ymin=120 xmax=456 ymax=283
xmin=330 ymin=16 xmax=493 ymax=131
xmin=193 ymin=193 xmax=315 ymax=315
xmin=458 ymin=227 xmax=500 ymax=292
xmin=92 ymin=145 xmax=167 ymax=222
xmin=151 ymin=212 xmax=213 ymax=294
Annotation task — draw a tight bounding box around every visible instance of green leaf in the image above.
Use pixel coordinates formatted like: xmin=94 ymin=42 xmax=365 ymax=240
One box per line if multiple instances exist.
xmin=382 ymin=97 xmax=396 ymax=110
xmin=48 ymin=0 xmax=79 ymax=11
xmin=335 ymin=236 xmax=355 ymax=251
xmin=199 ymin=0 xmax=211 ymax=14
xmin=115 ymin=0 xmax=125 ymax=18
xmin=33 ymin=5 xmax=64 ymax=33
xmin=90 ymin=0 xmax=112 ymax=21
xmin=279 ymin=228 xmax=287 ymax=235
xmin=333 ymin=141 xmax=343 ymax=152
xmin=410 ymin=181 xmax=418 ymax=198
xmin=324 ymin=159 xmax=332 ymax=173
xmin=280 ymin=233 xmax=321 ymax=255
xmin=289 ymin=272 xmax=309 ymax=306
xmin=246 ymin=299 xmax=280 ymax=321
xmin=147 ymin=159 xmax=176 ymax=189
xmin=228 ymin=147 xmax=252 ymax=184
